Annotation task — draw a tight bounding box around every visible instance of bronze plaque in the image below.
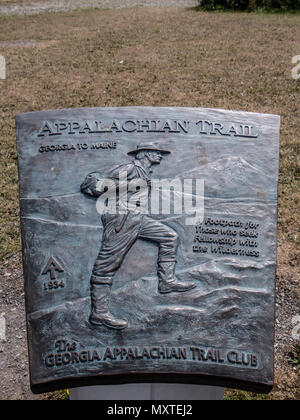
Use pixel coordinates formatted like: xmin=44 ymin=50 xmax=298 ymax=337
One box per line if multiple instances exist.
xmin=16 ymin=107 xmax=280 ymax=393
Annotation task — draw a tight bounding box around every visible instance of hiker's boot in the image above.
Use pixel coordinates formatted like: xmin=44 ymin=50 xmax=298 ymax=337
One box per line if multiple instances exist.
xmin=90 ymin=281 xmax=128 ymax=330
xmin=157 ymin=261 xmax=196 ymax=294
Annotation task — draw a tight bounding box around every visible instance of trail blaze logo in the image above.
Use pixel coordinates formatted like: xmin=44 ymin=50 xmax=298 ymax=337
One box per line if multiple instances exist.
xmin=42 ymin=257 xmax=64 ymax=280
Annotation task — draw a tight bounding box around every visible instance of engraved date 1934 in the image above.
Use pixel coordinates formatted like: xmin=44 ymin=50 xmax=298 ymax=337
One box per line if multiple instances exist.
xmin=43 ymin=279 xmax=65 ymax=291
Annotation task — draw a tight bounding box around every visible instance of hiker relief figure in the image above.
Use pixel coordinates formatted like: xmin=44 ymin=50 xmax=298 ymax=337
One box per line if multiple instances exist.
xmin=81 ymin=143 xmax=196 ymax=330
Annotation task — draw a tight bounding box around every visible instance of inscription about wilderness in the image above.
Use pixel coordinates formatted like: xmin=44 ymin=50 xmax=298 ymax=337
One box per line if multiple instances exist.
xmin=193 ymin=217 xmax=260 ymax=258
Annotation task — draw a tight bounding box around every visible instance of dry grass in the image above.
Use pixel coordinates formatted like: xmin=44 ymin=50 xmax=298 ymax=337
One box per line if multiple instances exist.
xmin=0 ymin=7 xmax=299 ymax=399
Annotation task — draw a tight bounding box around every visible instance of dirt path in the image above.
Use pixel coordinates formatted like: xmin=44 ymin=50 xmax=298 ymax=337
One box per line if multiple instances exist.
xmin=0 ymin=257 xmax=41 ymax=399
xmin=0 ymin=0 xmax=198 ymax=16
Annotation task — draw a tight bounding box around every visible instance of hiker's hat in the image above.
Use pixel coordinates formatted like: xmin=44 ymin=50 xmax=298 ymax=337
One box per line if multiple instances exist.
xmin=127 ymin=143 xmax=171 ymax=156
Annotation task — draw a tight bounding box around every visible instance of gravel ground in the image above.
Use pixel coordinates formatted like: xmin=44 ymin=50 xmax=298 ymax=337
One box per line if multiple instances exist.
xmin=0 ymin=0 xmax=199 ymax=16
xmin=0 ymin=256 xmax=41 ymax=400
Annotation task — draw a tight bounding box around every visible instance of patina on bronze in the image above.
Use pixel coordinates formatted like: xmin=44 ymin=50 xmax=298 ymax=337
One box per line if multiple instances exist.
xmin=16 ymin=107 xmax=280 ymax=394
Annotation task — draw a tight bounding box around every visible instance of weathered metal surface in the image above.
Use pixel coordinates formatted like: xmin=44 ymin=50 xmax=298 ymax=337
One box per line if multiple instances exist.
xmin=16 ymin=107 xmax=280 ymax=393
